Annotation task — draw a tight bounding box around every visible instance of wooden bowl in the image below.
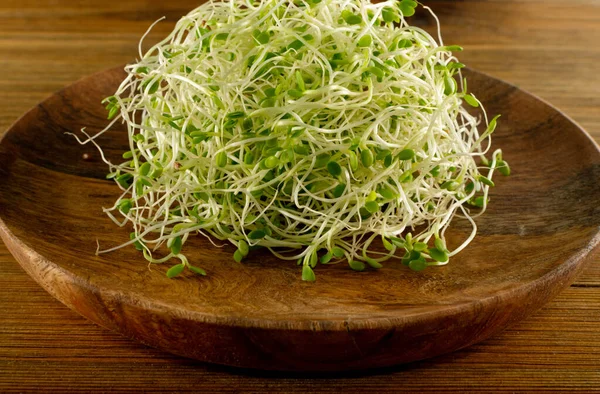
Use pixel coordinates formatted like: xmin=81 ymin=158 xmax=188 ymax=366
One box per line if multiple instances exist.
xmin=0 ymin=67 xmax=598 ymax=371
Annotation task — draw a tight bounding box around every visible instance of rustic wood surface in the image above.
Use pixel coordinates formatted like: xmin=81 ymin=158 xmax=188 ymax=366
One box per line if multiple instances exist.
xmin=0 ymin=0 xmax=599 ymax=391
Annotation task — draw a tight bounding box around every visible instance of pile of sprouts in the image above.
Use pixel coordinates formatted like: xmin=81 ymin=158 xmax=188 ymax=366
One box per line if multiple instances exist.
xmin=80 ymin=0 xmax=510 ymax=281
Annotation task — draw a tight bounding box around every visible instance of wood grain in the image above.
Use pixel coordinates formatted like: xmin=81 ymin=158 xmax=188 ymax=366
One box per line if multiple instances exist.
xmin=1 ymin=0 xmax=599 ymax=391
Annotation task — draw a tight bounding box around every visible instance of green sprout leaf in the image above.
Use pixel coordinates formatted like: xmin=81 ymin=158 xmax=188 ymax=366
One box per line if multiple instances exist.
xmin=332 ymin=247 xmax=345 ymax=258
xmin=233 ymin=249 xmax=244 ymax=263
xmin=349 ymin=260 xmax=366 ymax=271
xmin=397 ymin=149 xmax=415 ymax=160
xmin=397 ymin=39 xmax=413 ymax=48
xmin=361 ymin=148 xmax=374 ymax=167
xmin=349 ymin=151 xmax=359 ymax=171
xmin=486 ymin=114 xmax=501 ymax=135
xmin=390 ymin=236 xmax=406 ymax=248
xmin=377 ymin=186 xmax=396 ymax=200
xmin=382 ymin=7 xmax=399 ymax=23
xmin=327 ymin=161 xmax=342 ymax=177
xmin=444 ymin=45 xmax=463 ymax=52
xmin=365 ymin=257 xmax=383 ymax=269
xmin=248 ymin=229 xmax=266 ymax=240
xmin=302 ymin=264 xmax=316 ymax=281
xmin=413 ymin=242 xmax=428 ymax=252
xmin=342 ymin=10 xmax=362 ymax=25
xmin=399 ymin=0 xmax=416 ymax=17
xmin=478 ymin=175 xmax=495 ymax=187
xmin=429 ymin=248 xmax=449 ymax=263
xmin=166 ymin=263 xmax=185 ymax=278
xmin=118 ymin=199 xmax=133 ymax=214
xmin=409 ymin=259 xmax=427 ymax=272
xmin=321 ymin=251 xmax=333 ymax=264
xmin=464 ymin=94 xmax=479 ymax=107
xmin=332 ymin=183 xmax=346 ymax=198
xmin=189 ymin=265 xmax=207 ymax=276
xmin=130 ymin=232 xmax=144 ymax=251
xmin=470 ymin=196 xmax=487 ymax=208
xmin=364 ymin=200 xmax=379 ymax=214
xmin=238 ymin=240 xmax=250 ymax=256
xmin=168 ymin=236 xmax=183 ymax=255
xmin=497 ymin=160 xmax=511 ymax=176
xmin=444 ymin=75 xmax=457 ymax=95
xmin=357 ymin=34 xmax=372 ymax=47
xmin=253 ymin=30 xmax=270 ymax=45
xmin=216 ymin=151 xmax=228 ymax=167
xmin=434 ymin=238 xmax=447 ymax=252
xmin=382 ymin=236 xmax=394 ymax=251
xmin=139 ymin=162 xmax=151 ymax=176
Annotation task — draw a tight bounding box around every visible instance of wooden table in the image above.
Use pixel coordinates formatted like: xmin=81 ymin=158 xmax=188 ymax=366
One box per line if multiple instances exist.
xmin=1 ymin=0 xmax=599 ymax=391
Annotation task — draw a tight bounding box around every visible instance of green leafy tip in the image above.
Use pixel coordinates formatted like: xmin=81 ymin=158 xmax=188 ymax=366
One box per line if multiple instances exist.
xmin=166 ymin=263 xmax=185 ymax=278
xmin=302 ymin=264 xmax=316 ymax=281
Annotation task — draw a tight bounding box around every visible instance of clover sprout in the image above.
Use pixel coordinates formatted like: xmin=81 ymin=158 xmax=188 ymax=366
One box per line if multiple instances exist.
xmin=77 ymin=0 xmax=509 ymax=281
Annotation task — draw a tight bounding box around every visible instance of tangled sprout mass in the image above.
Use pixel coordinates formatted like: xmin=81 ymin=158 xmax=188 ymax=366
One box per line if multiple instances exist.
xmin=81 ymin=0 xmax=510 ymax=280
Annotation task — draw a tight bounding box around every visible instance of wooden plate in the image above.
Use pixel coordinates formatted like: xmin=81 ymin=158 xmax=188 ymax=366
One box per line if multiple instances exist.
xmin=0 ymin=67 xmax=598 ymax=371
